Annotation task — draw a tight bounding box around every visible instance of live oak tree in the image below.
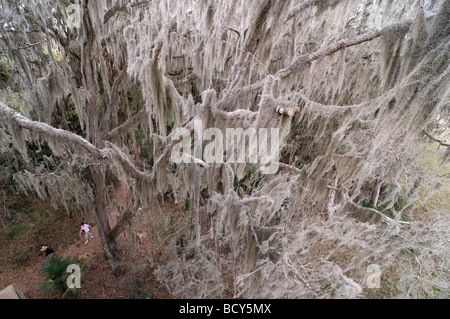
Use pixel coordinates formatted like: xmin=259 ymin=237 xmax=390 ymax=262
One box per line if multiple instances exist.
xmin=1 ymin=0 xmax=449 ymax=297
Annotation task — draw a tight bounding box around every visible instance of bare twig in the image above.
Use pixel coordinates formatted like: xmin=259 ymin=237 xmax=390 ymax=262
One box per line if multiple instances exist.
xmin=423 ymin=130 xmax=450 ymax=147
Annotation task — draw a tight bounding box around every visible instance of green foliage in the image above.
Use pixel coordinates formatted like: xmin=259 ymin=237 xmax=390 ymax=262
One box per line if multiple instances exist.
xmin=191 ymin=84 xmax=202 ymax=104
xmin=27 ymin=140 xmax=53 ymax=163
xmin=233 ymin=170 xmax=264 ymax=194
xmin=135 ymin=128 xmax=154 ymax=167
xmin=136 ymin=278 xmax=145 ymax=288
xmin=184 ymin=197 xmax=190 ymax=210
xmin=40 ymin=255 xmax=84 ymax=299
xmin=43 ymin=49 xmax=62 ymax=62
xmin=361 ymin=198 xmax=372 ymax=208
xmin=380 ymin=183 xmax=388 ymax=195
xmin=66 ymin=107 xmax=85 ymax=137
xmin=6 ymin=225 xmax=22 ymax=241
xmin=0 ymin=57 xmax=12 ymax=79
xmin=131 ymin=291 xmax=154 ymax=299
xmin=2 ymin=92 xmax=22 ymax=112
xmin=374 ymin=188 xmax=409 ymax=218
xmin=394 ymin=194 xmax=406 ymax=211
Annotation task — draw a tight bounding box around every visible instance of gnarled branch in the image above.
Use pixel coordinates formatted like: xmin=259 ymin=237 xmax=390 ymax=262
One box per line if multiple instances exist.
xmin=0 ymin=101 xmax=106 ymax=160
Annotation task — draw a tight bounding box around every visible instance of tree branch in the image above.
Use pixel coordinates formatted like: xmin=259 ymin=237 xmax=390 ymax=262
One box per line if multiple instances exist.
xmin=103 ymin=109 xmax=146 ymax=141
xmin=104 ymin=0 xmax=151 ymax=24
xmin=104 ymin=120 xmax=195 ymax=182
xmin=0 ymin=102 xmax=106 ymax=160
xmin=285 ymin=0 xmax=324 ymax=22
xmin=106 ymin=198 xmax=140 ymax=242
xmin=423 ymin=130 xmax=450 ymax=147
xmin=217 ymin=19 xmax=413 ymax=111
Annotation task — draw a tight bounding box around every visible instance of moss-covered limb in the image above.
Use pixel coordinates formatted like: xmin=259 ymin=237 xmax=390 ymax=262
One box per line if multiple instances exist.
xmin=1 ymin=99 xmax=188 ymax=193
xmin=217 ymin=19 xmax=415 ymax=112
xmin=1 ymin=99 xmax=153 ymax=188
xmin=0 ymin=101 xmax=105 ymax=160
xmin=104 ymin=120 xmax=194 ymax=183
xmin=285 ymin=0 xmax=324 ymax=22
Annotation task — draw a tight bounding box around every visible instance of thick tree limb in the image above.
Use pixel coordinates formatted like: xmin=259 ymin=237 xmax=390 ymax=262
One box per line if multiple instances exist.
xmin=104 ymin=120 xmax=195 ymax=182
xmin=217 ymin=20 xmax=413 ymax=111
xmin=285 ymin=0 xmax=324 ymax=22
xmin=1 ymin=100 xmax=195 ymax=187
xmin=0 ymin=102 xmax=106 ymax=160
xmin=106 ymin=198 xmax=140 ymax=242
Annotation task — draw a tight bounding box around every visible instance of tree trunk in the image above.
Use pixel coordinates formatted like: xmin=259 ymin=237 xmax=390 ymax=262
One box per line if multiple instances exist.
xmin=91 ymin=168 xmax=111 ymax=233
xmin=73 ymin=168 xmax=121 ymax=276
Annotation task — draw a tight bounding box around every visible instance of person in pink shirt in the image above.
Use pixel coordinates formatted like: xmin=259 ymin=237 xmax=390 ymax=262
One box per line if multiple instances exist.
xmin=80 ymin=222 xmax=94 ymax=245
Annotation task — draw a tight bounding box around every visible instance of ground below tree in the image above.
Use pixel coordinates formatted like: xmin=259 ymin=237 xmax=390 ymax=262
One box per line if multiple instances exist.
xmin=0 ymin=191 xmax=171 ymax=299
